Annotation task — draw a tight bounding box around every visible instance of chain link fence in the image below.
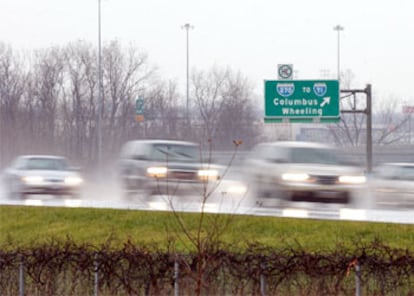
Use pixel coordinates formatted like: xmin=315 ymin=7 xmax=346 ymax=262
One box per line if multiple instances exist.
xmin=1 ymin=239 xmax=414 ymax=295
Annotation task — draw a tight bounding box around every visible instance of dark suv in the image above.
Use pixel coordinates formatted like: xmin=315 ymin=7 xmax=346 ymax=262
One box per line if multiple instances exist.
xmin=118 ymin=140 xmax=222 ymax=198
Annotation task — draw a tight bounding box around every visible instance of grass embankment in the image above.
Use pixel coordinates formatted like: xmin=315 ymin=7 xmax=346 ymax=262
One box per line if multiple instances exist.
xmin=1 ymin=205 xmax=414 ymax=252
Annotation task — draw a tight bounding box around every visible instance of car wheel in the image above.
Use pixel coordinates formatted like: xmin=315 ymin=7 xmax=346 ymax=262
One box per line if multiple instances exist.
xmin=123 ymin=188 xmax=151 ymax=202
xmin=250 ymin=178 xmax=267 ymax=199
xmin=70 ymin=193 xmax=82 ymax=199
xmin=10 ymin=190 xmax=24 ymax=200
xmin=341 ymin=195 xmax=350 ymax=204
xmin=123 ymin=189 xmax=136 ymax=200
xmin=7 ymin=179 xmax=24 ymax=200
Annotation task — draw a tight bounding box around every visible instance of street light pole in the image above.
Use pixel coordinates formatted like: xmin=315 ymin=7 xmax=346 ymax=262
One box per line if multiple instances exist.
xmin=333 ymin=24 xmax=344 ymax=81
xmin=182 ymin=23 xmax=193 ymax=122
xmin=97 ymin=0 xmax=103 ymax=169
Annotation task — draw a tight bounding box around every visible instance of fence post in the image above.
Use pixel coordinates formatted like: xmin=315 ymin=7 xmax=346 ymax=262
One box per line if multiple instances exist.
xmin=19 ymin=255 xmax=24 ymax=296
xmin=355 ymin=263 xmax=361 ymax=296
xmin=94 ymin=253 xmax=99 ymax=296
xmin=260 ymin=261 xmax=266 ymax=296
xmin=174 ymin=257 xmax=179 ymax=296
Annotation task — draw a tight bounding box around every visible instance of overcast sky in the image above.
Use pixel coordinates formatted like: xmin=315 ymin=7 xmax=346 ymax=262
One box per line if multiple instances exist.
xmin=1 ymin=0 xmax=414 ymax=104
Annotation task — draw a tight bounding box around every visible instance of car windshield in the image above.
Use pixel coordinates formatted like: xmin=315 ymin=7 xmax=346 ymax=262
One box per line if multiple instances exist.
xmin=289 ymin=147 xmax=343 ymax=165
xmin=25 ymin=158 xmax=70 ymax=171
xmin=151 ymin=144 xmax=199 ymax=162
xmin=398 ymin=166 xmax=414 ymax=180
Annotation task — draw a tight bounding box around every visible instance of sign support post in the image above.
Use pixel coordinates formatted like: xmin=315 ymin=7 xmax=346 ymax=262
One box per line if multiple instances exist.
xmin=340 ymin=84 xmax=372 ymax=173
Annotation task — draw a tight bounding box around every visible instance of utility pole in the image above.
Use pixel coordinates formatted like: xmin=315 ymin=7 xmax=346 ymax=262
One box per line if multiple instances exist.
xmin=333 ymin=25 xmax=344 ymax=81
xmin=97 ymin=0 xmax=103 ymax=170
xmin=182 ymin=23 xmax=193 ymax=123
xmin=366 ymin=84 xmax=372 ymax=173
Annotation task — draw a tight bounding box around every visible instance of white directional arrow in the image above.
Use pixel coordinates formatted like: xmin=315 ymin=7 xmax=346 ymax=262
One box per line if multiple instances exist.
xmin=320 ymin=97 xmax=331 ymax=107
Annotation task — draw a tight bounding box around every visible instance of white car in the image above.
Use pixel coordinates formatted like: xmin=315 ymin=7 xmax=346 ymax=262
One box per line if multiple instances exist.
xmin=3 ymin=155 xmax=83 ymax=199
xmin=244 ymin=141 xmax=367 ymax=206
xmin=370 ymin=162 xmax=414 ymax=208
xmin=118 ymin=140 xmax=224 ymax=198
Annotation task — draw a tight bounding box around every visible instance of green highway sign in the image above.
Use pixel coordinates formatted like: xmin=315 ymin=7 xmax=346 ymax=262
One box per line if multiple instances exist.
xmin=264 ymin=80 xmax=340 ymax=123
xmin=135 ymin=98 xmax=144 ymax=115
xmin=135 ymin=98 xmax=145 ymax=122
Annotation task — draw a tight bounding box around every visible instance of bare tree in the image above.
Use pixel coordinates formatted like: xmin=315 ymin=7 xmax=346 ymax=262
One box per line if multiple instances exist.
xmin=328 ymin=70 xmax=367 ymax=146
xmin=0 ymin=43 xmax=28 ymax=166
xmin=59 ymin=41 xmax=156 ymax=168
xmin=0 ymin=41 xmax=262 ymax=174
xmin=372 ymin=95 xmax=408 ymax=145
xmin=329 ymin=96 xmax=366 ymax=146
xmin=330 ymin=78 xmax=408 ymax=146
xmin=103 ymin=41 xmax=155 ymax=158
xmin=61 ymin=41 xmax=98 ymax=165
xmin=192 ymin=66 xmax=227 ymax=141
xmin=27 ymin=47 xmax=65 ymax=153
xmin=191 ymin=66 xmax=260 ymax=149
xmin=165 ymin=140 xmax=244 ymax=296
xmin=143 ymin=79 xmax=182 ymax=139
xmin=216 ymin=69 xmax=260 ymax=149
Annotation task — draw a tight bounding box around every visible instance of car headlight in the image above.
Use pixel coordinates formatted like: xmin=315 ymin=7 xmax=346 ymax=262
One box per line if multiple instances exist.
xmin=64 ymin=176 xmax=83 ymax=186
xmin=281 ymin=173 xmax=310 ymax=182
xmin=198 ymin=169 xmax=219 ymax=181
xmin=223 ymin=184 xmax=247 ymax=194
xmin=338 ymin=175 xmax=367 ymax=184
xmin=146 ymin=166 xmax=168 ymax=178
xmin=22 ymin=176 xmax=44 ymax=185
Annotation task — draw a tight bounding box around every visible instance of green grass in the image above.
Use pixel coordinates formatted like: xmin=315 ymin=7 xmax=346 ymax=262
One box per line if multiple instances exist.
xmin=1 ymin=205 xmax=414 ymax=252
